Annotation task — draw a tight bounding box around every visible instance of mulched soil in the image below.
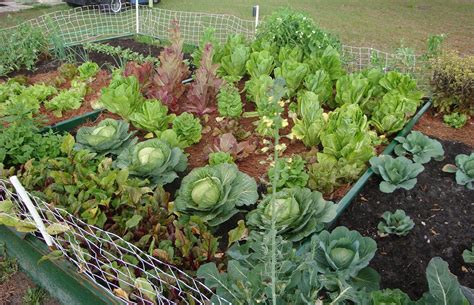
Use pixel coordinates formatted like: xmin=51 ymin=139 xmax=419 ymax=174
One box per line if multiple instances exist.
xmin=0 ymin=271 xmax=60 ymax=305
xmin=336 ymin=138 xmax=474 ymax=300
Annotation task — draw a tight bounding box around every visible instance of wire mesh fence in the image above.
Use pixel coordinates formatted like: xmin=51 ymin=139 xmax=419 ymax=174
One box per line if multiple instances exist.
xmin=0 ymin=178 xmax=231 ymax=305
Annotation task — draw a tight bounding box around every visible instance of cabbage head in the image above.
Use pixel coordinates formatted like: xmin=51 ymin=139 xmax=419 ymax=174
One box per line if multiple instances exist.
xmin=370 ymin=155 xmax=424 ymax=193
xmin=75 ymin=119 xmax=137 ymax=156
xmin=175 ymin=163 xmax=258 ymax=227
xmin=247 ymin=187 xmax=337 ymax=242
xmin=394 ymin=131 xmax=444 ymax=164
xmin=115 ymin=139 xmax=187 ymax=185
xmin=443 ymin=153 xmax=474 ymax=190
xmin=313 ymin=226 xmax=377 ymax=278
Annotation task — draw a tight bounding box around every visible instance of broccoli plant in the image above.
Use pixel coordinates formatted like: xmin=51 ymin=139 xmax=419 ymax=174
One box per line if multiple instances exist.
xmin=377 ymin=209 xmax=415 ymax=237
xmin=442 ymin=153 xmax=474 ymax=190
xmin=75 ymin=119 xmax=137 ymax=156
xmin=247 ymin=187 xmax=337 ymax=242
xmin=174 ymin=163 xmax=258 ymax=227
xmin=370 ymin=155 xmax=424 ymax=193
xmin=394 ymin=131 xmax=444 ymax=164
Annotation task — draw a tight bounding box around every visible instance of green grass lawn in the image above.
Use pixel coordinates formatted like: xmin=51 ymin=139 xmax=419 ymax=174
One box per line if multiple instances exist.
xmin=0 ymin=0 xmax=472 ymax=54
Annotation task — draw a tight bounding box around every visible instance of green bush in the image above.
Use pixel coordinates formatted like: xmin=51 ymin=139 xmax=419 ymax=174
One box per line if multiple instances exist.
xmin=431 ymin=50 xmax=474 ymax=115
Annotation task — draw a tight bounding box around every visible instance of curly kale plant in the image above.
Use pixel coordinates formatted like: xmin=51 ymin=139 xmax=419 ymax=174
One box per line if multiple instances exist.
xmin=172 ymin=112 xmax=202 ymax=147
xmin=268 ymin=155 xmax=309 ymax=191
xmin=377 ymin=209 xmax=415 ymax=237
xmin=247 ymin=187 xmax=337 ymax=242
xmin=217 ymin=83 xmax=242 ymax=118
xmin=175 ymin=163 xmax=258 ymax=227
xmin=442 ymin=153 xmax=474 ymax=190
xmin=115 ymin=139 xmax=187 ymax=185
xmin=394 ymin=131 xmax=444 ymax=164
xmin=129 ymin=99 xmax=175 ymax=133
xmin=370 ymin=155 xmax=424 ymax=193
xmin=75 ymin=119 xmax=137 ymax=156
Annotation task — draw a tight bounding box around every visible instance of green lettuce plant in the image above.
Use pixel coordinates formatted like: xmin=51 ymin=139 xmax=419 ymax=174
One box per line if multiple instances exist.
xmin=75 ymin=119 xmax=137 ymax=156
xmin=267 ymin=155 xmax=309 ymax=191
xmin=208 ymin=151 xmax=234 ymax=165
xmin=335 ymin=73 xmax=373 ymax=108
xmin=115 ymin=139 xmax=187 ymax=185
xmin=244 ymin=74 xmax=273 ymax=104
xmin=129 ymin=99 xmax=175 ymax=133
xmin=305 ymin=46 xmax=345 ymax=80
xmin=246 ymin=50 xmax=275 ymax=78
xmin=274 ymin=59 xmax=309 ymax=97
xmin=370 ymin=155 xmax=425 ymax=193
xmin=304 ymin=70 xmax=333 ymax=104
xmin=219 ymin=40 xmax=250 ymax=82
xmin=247 ymin=187 xmax=336 ymax=242
xmin=99 ymin=75 xmax=144 ymax=119
xmin=217 ymin=83 xmax=243 ymax=118
xmin=369 ymin=92 xmax=412 ymax=135
xmin=377 ymin=209 xmax=415 ymax=237
xmin=172 ymin=112 xmax=202 ymax=147
xmin=77 ymin=61 xmax=100 ymax=80
xmin=443 ymin=112 xmax=468 ymax=129
xmin=394 ymin=131 xmax=444 ymax=164
xmin=192 ymin=28 xmax=220 ymax=67
xmin=291 ymin=91 xmax=326 ymax=147
xmin=23 ymin=84 xmax=57 ymax=102
xmin=277 ymin=45 xmax=304 ymax=64
xmin=44 ymin=81 xmax=87 ymax=117
xmin=174 ymin=163 xmax=258 ymax=227
xmin=442 ymin=153 xmax=474 ymax=190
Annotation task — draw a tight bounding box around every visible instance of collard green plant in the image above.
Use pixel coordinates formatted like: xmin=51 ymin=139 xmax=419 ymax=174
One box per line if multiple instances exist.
xmin=377 ymin=209 xmax=415 ymax=237
xmin=443 ymin=112 xmax=468 ymax=129
xmin=115 ymin=138 xmax=187 ymax=185
xmin=99 ymin=75 xmax=144 ymax=119
xmin=129 ymin=99 xmax=175 ymax=133
xmin=217 ymin=83 xmax=243 ymax=118
xmin=208 ymin=151 xmax=234 ymax=166
xmin=370 ymin=155 xmax=425 ymax=193
xmin=463 ymin=244 xmax=474 ymax=264
xmin=247 ymin=187 xmax=336 ymax=242
xmin=274 ymin=60 xmax=309 ymax=97
xmin=291 ymin=91 xmax=326 ymax=147
xmin=184 ymin=43 xmax=223 ymax=115
xmin=174 ymin=163 xmax=258 ymax=227
xmin=442 ymin=153 xmax=474 ymax=190
xmin=75 ymin=119 xmax=137 ymax=156
xmin=246 ymin=50 xmax=275 ymax=79
xmin=172 ymin=112 xmax=202 ymax=147
xmin=394 ymin=131 xmax=444 ymax=164
xmin=267 ymin=155 xmax=309 ymax=191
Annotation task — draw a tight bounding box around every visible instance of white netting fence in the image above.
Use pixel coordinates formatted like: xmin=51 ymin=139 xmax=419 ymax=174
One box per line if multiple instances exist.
xmin=0 ymin=179 xmax=231 ymax=304
xmin=0 ymin=5 xmax=431 ymax=89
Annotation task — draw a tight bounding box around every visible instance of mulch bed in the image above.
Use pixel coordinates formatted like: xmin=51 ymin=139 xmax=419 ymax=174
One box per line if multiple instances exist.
xmin=336 ymin=138 xmax=474 ymax=300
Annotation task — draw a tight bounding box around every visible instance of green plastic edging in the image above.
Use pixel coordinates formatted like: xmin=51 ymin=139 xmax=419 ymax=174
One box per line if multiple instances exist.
xmin=41 ymin=109 xmax=104 ymax=133
xmin=0 ymin=226 xmax=119 ymax=305
xmin=333 ymin=99 xmax=432 ymax=220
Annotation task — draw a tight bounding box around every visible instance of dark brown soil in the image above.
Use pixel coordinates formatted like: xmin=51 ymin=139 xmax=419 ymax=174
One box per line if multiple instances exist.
xmin=0 ymin=271 xmax=59 ymax=305
xmin=414 ymin=109 xmax=474 ymax=148
xmin=337 ymin=138 xmax=474 ymax=300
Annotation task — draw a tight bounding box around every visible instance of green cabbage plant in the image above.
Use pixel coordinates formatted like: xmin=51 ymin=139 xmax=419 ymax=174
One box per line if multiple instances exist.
xmin=174 ymin=163 xmax=258 ymax=227
xmin=370 ymin=155 xmax=425 ymax=193
xmin=394 ymin=131 xmax=444 ymax=164
xmin=442 ymin=153 xmax=474 ymax=190
xmin=75 ymin=119 xmax=137 ymax=156
xmin=115 ymin=139 xmax=187 ymax=185
xmin=129 ymin=99 xmax=175 ymax=133
xmin=377 ymin=209 xmax=415 ymax=237
xmin=291 ymin=91 xmax=326 ymax=147
xmin=247 ymin=187 xmax=337 ymax=242
xmin=172 ymin=112 xmax=202 ymax=147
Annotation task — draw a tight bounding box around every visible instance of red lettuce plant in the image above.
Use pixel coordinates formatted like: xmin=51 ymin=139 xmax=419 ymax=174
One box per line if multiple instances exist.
xmin=205 ymin=133 xmax=256 ymax=161
xmin=124 ymin=61 xmax=155 ymax=93
xmin=148 ymin=20 xmax=189 ymax=112
xmin=183 ymin=43 xmax=224 ymax=115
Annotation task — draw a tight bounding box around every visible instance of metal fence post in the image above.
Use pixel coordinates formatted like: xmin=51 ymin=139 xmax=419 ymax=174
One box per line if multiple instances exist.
xmin=136 ymin=3 xmax=139 ymax=34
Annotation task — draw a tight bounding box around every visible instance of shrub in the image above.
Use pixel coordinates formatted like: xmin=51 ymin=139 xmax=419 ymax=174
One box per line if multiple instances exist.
xmin=431 ymin=50 xmax=474 ymax=115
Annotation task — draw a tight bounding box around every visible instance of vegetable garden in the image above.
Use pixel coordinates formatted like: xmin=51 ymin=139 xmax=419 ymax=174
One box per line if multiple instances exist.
xmin=0 ymin=5 xmax=472 ymax=305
